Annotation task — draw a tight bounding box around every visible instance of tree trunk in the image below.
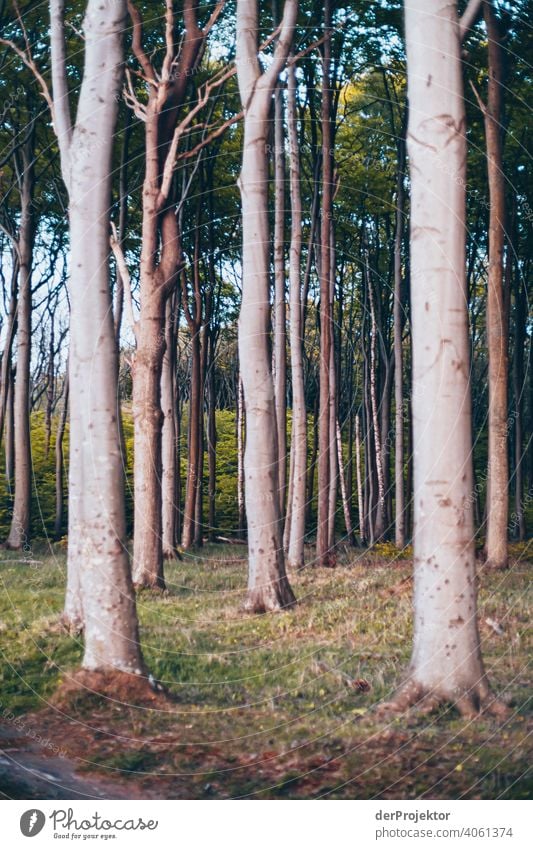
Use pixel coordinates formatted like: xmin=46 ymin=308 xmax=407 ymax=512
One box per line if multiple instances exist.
xmin=512 ymin=263 xmax=526 ymax=540
xmin=194 ymin=324 xmax=207 ymax=547
xmin=273 ymin=75 xmax=287 ymax=509
xmin=56 ymin=0 xmax=145 ymax=669
xmin=316 ymin=0 xmax=334 ymax=566
xmin=54 ymin=373 xmax=69 ymax=541
xmin=0 ymin=264 xmax=18 ymax=449
xmin=236 ymin=0 xmax=297 ymax=610
xmin=388 ymin=0 xmax=504 ymax=715
xmin=236 ymin=373 xmax=246 ymax=539
xmin=4 ymin=366 xmax=15 ymax=493
xmin=161 ymin=295 xmax=179 ymax=558
xmin=286 ymin=59 xmax=307 ymax=569
xmin=181 ymin=327 xmax=202 ymax=549
xmin=336 ymin=418 xmax=355 ymax=545
xmin=355 ymin=413 xmax=365 ymax=544
xmin=365 ymin=241 xmax=386 ymax=542
xmin=131 ymin=287 xmax=166 ymax=586
xmin=6 ymin=145 xmax=34 ymax=551
xmin=483 ymin=0 xmax=509 ymax=570
xmin=394 ymin=112 xmax=407 ymax=548
xmin=207 ymin=328 xmax=217 ymax=541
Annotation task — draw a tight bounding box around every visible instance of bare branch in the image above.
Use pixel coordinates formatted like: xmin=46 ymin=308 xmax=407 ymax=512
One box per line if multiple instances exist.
xmin=203 ymin=0 xmax=226 ymax=35
xmin=123 ymin=68 xmax=148 ymax=121
xmin=469 ymin=79 xmax=487 ymax=116
xmin=157 ymin=64 xmax=237 ymax=207
xmin=110 ymin=222 xmax=138 ymax=341
xmin=0 ymin=35 xmax=53 ymax=115
xmin=459 ymin=0 xmax=484 ymax=42
xmin=176 ymin=111 xmax=243 ymax=161
xmin=127 ymin=0 xmax=157 ymax=84
xmin=161 ymin=0 xmax=175 ymax=82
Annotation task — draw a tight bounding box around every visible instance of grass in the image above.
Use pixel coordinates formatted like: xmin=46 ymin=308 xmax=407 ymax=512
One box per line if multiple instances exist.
xmin=0 ymin=541 xmax=531 ymax=799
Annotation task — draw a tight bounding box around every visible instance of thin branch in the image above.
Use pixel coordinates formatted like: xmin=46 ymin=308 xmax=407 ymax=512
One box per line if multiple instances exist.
xmin=469 ymin=79 xmax=487 ymax=116
xmin=157 ymin=63 xmax=237 ymax=207
xmin=0 ymin=35 xmax=53 ymax=115
xmin=161 ymin=0 xmax=175 ymax=82
xmin=110 ymin=222 xmax=138 ymax=341
xmin=124 ymin=67 xmax=148 ymax=121
xmin=176 ymin=111 xmax=243 ymax=161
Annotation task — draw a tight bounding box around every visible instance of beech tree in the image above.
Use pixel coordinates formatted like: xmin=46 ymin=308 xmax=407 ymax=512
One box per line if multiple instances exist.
xmin=235 ymin=0 xmax=296 ymax=611
xmin=472 ymin=0 xmax=509 ymax=570
xmin=387 ymin=0 xmax=506 ymax=715
xmin=48 ymin=0 xmax=145 ymax=672
xmin=285 ymin=59 xmax=307 ymax=569
xmin=2 ymin=130 xmax=35 ymax=550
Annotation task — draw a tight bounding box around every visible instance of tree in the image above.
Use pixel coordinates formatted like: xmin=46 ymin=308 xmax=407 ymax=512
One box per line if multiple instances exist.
xmin=48 ymin=0 xmax=145 ymax=671
xmin=285 ymin=58 xmax=307 ymax=569
xmin=472 ymin=0 xmax=509 ymax=570
xmin=235 ymin=0 xmax=297 ymax=611
xmin=3 ymin=131 xmax=35 ymax=550
xmin=316 ymin=0 xmax=334 ymax=567
xmin=386 ymin=0 xmax=506 ymax=715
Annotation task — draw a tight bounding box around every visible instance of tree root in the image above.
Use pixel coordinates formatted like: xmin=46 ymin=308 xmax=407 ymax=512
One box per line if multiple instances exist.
xmin=133 ymin=575 xmax=166 ymax=592
xmin=244 ymin=580 xmax=296 ymax=613
xmin=52 ymin=669 xmax=170 ymax=709
xmin=376 ymin=678 xmax=510 ymax=720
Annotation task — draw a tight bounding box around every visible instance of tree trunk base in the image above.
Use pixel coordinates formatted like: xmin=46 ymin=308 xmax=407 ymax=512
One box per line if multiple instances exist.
xmin=162 ymin=547 xmax=183 ymax=561
xmin=483 ymin=558 xmax=509 ymax=571
xmin=377 ymin=677 xmax=510 ymax=719
xmin=133 ymin=573 xmax=166 ymax=592
xmin=52 ymin=669 xmax=169 ymax=709
xmin=244 ymin=580 xmax=296 ymax=614
xmin=60 ymin=612 xmax=84 ymax=636
xmin=316 ymin=551 xmax=337 ymax=568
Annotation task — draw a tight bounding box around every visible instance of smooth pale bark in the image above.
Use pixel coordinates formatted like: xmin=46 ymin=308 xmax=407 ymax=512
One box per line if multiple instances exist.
xmin=54 ymin=373 xmax=68 ymax=541
xmin=482 ymin=0 xmax=509 ymax=570
xmin=161 ymin=296 xmax=179 ymax=558
xmin=388 ymin=0 xmax=504 ymax=715
xmin=512 ymin=267 xmax=526 ymax=540
xmin=366 ymin=245 xmax=386 ymax=542
xmin=181 ymin=305 xmax=203 ymax=549
xmin=53 ymin=0 xmax=144 ymax=669
xmin=194 ymin=323 xmax=207 ymax=547
xmin=236 ymin=0 xmax=296 ymax=610
xmin=273 ymin=79 xmax=287 ymax=507
xmin=45 ymin=324 xmax=55 ymax=458
xmin=286 ymin=60 xmax=307 ymax=569
xmin=336 ymin=418 xmax=355 ymax=545
xmin=393 ymin=112 xmax=407 ymax=549
xmin=236 ymin=373 xmax=246 ymax=538
xmin=6 ymin=145 xmax=34 ymax=550
xmin=355 ymin=413 xmax=365 ymax=543
xmin=316 ymin=0 xmax=334 ymax=566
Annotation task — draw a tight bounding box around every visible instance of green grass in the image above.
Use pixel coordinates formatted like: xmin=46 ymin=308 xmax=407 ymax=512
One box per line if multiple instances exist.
xmin=0 ymin=542 xmax=531 ymax=799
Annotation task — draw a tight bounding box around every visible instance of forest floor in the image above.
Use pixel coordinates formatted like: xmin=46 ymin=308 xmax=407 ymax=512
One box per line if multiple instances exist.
xmin=0 ymin=542 xmax=531 ymax=800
